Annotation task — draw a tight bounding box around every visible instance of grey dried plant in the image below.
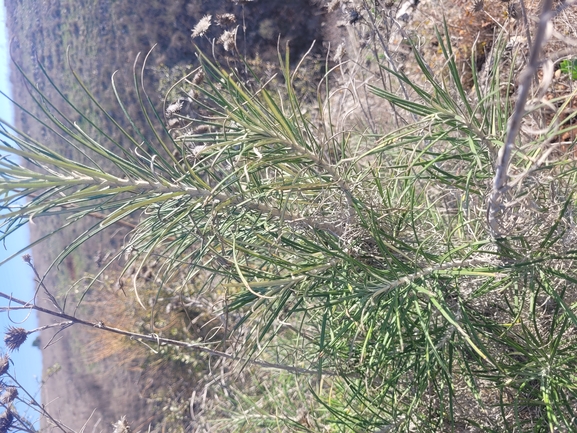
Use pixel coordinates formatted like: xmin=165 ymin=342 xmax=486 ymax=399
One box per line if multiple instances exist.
xmin=184 ymin=69 xmax=205 ymax=100
xmin=216 ymin=13 xmax=236 ymax=27
xmin=0 ymin=387 xmax=17 ymax=405
xmin=191 ymin=14 xmax=212 ymax=38
xmin=218 ymin=28 xmax=238 ymax=52
xmin=0 ymin=409 xmax=13 ymax=433
xmin=166 ymin=97 xmax=193 ymax=119
xmin=192 ymin=69 xmax=205 ymax=86
xmin=472 ymin=0 xmax=484 ymax=12
xmin=165 ymin=100 xmax=185 ymax=117
xmin=112 ymin=415 xmax=131 ymax=433
xmin=0 ymin=356 xmax=8 ymax=377
xmin=508 ymin=1 xmax=520 ymax=18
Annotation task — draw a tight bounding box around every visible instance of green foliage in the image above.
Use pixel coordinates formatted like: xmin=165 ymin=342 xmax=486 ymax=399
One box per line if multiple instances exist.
xmin=559 ymin=58 xmax=577 ymax=80
xmin=2 ymin=13 xmax=577 ymax=433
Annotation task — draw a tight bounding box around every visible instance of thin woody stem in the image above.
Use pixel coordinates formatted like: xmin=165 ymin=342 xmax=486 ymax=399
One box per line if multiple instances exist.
xmin=487 ymin=0 xmax=555 ymax=236
xmin=0 ymin=291 xmax=335 ymax=377
xmin=25 ymin=258 xmax=63 ymax=314
xmin=7 ymin=372 xmax=71 ymax=433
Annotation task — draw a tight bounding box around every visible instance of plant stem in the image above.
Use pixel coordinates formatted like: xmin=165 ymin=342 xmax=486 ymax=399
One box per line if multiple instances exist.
xmin=0 ymin=291 xmax=335 ymax=377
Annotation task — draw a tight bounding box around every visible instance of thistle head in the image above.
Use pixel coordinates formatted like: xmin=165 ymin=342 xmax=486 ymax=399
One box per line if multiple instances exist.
xmin=0 ymin=387 xmax=17 ymax=404
xmin=112 ymin=415 xmax=131 ymax=433
xmin=218 ymin=28 xmax=238 ymax=52
xmin=191 ymin=15 xmax=212 ymax=38
xmin=216 ymin=13 xmax=236 ymax=27
xmin=0 ymin=355 xmax=9 ymax=377
xmin=0 ymin=409 xmax=13 ymax=433
xmin=4 ymin=327 xmax=28 ymax=351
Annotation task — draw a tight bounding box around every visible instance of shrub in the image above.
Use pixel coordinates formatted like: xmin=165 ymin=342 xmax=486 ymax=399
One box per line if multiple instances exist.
xmin=2 ymin=2 xmax=577 ymax=432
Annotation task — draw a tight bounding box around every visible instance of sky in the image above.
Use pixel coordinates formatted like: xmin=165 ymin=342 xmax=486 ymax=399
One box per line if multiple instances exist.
xmin=0 ymin=0 xmax=43 ymax=428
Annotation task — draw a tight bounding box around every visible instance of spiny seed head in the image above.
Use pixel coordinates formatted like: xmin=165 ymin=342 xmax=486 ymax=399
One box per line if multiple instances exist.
xmin=0 ymin=409 xmax=13 ymax=433
xmin=191 ymin=15 xmax=212 ymax=38
xmin=216 ymin=13 xmax=236 ymax=27
xmin=1 ymin=387 xmax=17 ymax=404
xmin=0 ymin=355 xmax=9 ymax=377
xmin=112 ymin=415 xmax=131 ymax=433
xmin=4 ymin=327 xmax=28 ymax=351
xmin=218 ymin=29 xmax=237 ymax=52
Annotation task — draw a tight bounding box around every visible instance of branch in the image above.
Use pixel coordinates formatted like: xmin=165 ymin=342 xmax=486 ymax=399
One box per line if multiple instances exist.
xmin=487 ymin=0 xmax=556 ymax=237
xmin=0 ymin=290 xmax=336 ymax=377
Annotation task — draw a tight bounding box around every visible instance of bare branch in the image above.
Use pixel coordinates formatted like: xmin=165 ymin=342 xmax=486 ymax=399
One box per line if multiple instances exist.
xmin=487 ymin=0 xmax=556 ymax=237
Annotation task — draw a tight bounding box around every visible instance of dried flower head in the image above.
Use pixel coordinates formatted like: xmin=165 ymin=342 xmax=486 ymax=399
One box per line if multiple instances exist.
xmin=218 ymin=28 xmax=238 ymax=52
xmin=112 ymin=415 xmax=131 ymax=433
xmin=472 ymin=0 xmax=484 ymax=12
xmin=0 ymin=387 xmax=17 ymax=404
xmin=216 ymin=13 xmax=236 ymax=27
xmin=4 ymin=327 xmax=28 ymax=351
xmin=192 ymin=69 xmax=205 ymax=86
xmin=22 ymin=254 xmax=32 ymax=264
xmin=0 ymin=410 xmax=13 ymax=433
xmin=0 ymin=356 xmax=9 ymax=377
xmin=508 ymin=2 xmax=520 ymax=18
xmin=166 ymin=99 xmax=185 ymax=117
xmin=191 ymin=15 xmax=212 ymax=38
